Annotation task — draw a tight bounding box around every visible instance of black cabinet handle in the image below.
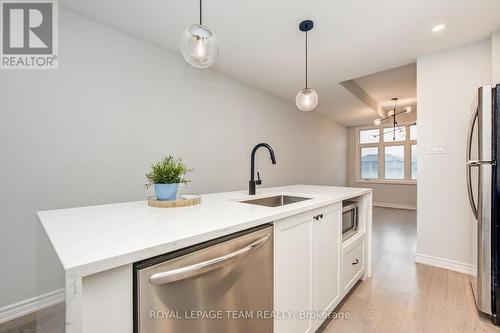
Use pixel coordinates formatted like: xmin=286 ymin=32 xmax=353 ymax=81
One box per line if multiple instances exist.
xmin=352 ymin=258 xmax=359 ymax=265
xmin=313 ymin=214 xmax=324 ymax=221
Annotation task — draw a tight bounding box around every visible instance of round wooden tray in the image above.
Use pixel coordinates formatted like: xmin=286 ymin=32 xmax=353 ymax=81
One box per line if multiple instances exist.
xmin=147 ymin=194 xmax=201 ymax=208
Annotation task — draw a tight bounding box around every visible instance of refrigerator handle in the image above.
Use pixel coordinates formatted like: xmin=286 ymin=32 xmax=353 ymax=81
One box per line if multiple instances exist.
xmin=466 ymin=108 xmax=479 ymax=219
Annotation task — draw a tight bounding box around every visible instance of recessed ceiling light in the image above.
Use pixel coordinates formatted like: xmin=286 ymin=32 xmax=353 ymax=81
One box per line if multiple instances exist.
xmin=432 ymin=24 xmax=445 ymax=32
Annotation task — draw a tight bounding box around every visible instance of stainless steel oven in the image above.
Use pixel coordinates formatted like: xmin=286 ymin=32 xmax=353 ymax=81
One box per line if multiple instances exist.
xmin=133 ymin=224 xmax=273 ymax=333
xmin=342 ymin=201 xmax=359 ymax=241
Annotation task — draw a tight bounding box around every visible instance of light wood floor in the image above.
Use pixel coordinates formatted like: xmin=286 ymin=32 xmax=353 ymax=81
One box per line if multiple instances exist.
xmin=2 ymin=208 xmax=500 ymax=333
xmin=324 ymin=207 xmax=500 ymax=333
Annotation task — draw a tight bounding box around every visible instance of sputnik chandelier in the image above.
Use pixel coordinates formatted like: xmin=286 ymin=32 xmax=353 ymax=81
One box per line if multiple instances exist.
xmin=370 ymin=97 xmax=414 ymax=140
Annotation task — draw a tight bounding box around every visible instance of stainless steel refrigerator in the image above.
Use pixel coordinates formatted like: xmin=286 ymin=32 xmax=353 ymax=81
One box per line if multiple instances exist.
xmin=467 ymin=84 xmax=500 ymax=324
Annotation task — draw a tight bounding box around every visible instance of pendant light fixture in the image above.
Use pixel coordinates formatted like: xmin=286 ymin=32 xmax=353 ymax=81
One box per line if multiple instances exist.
xmin=296 ymin=20 xmax=318 ymax=112
xmin=180 ymin=0 xmax=218 ymax=69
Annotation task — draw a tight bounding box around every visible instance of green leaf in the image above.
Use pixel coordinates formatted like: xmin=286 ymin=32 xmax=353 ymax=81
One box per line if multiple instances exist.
xmin=145 ymin=155 xmax=192 ymax=188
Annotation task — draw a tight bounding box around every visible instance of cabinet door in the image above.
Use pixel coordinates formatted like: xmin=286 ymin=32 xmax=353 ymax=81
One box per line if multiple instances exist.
xmin=314 ymin=205 xmax=340 ymax=319
xmin=274 ymin=212 xmax=314 ymax=333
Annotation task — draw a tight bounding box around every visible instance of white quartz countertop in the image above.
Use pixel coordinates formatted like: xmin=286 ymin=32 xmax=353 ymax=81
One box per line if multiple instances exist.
xmin=39 ymin=185 xmax=371 ymax=276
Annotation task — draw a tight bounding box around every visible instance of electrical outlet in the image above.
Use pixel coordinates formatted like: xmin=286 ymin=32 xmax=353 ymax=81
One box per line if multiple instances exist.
xmin=427 ymin=143 xmax=445 ymax=154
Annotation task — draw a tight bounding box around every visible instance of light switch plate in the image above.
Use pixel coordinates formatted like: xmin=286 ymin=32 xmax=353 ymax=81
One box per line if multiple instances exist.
xmin=427 ymin=143 xmax=446 ymax=154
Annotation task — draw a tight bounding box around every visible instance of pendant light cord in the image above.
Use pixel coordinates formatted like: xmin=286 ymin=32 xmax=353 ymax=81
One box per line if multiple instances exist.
xmin=305 ymin=30 xmax=308 ymax=89
xmin=199 ymin=0 xmax=202 ymax=25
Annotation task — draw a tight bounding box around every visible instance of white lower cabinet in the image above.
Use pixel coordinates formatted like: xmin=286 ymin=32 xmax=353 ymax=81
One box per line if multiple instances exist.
xmin=274 ymin=203 xmax=341 ymax=333
xmin=274 ymin=210 xmax=314 ymax=333
xmin=313 ymin=205 xmax=340 ymax=329
xmin=342 ymin=237 xmax=365 ymax=295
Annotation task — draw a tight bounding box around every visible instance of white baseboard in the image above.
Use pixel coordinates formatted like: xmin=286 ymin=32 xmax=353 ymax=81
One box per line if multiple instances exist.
xmin=415 ymin=253 xmax=474 ymax=275
xmin=0 ymin=289 xmax=65 ymax=324
xmin=373 ymin=202 xmax=417 ymax=210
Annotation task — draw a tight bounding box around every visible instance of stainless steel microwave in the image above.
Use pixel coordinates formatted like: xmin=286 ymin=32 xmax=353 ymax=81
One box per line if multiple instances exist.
xmin=342 ymin=201 xmax=359 ymax=241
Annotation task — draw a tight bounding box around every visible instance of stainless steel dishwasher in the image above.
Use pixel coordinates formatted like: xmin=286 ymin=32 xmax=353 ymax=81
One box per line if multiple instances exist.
xmin=133 ymin=224 xmax=273 ymax=333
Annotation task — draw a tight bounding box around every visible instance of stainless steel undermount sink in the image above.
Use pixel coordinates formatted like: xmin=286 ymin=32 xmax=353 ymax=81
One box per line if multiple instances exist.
xmin=239 ymin=195 xmax=312 ymax=207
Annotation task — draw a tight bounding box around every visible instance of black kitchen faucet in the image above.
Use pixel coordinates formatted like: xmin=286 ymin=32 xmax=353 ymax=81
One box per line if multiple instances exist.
xmin=249 ymin=143 xmax=276 ymax=195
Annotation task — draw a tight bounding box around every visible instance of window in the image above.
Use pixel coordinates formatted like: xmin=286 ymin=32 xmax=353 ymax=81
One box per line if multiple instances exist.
xmin=410 ymin=124 xmax=417 ymax=140
xmin=360 ymin=129 xmax=379 ymax=144
xmin=361 ymin=147 xmax=379 ymax=179
xmin=357 ymin=124 xmax=417 ymax=183
xmin=385 ymin=146 xmax=404 ymax=179
xmin=383 ymin=128 xmax=405 ymax=142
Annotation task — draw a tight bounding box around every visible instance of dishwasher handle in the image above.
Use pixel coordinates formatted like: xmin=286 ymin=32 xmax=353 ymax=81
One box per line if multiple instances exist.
xmin=149 ymin=232 xmax=271 ymax=285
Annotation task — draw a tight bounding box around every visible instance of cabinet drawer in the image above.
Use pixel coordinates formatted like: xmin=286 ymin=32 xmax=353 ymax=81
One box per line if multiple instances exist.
xmin=342 ymin=239 xmax=364 ymax=292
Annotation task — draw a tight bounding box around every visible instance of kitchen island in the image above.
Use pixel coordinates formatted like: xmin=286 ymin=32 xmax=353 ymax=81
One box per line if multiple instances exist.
xmin=39 ymin=185 xmax=372 ymax=333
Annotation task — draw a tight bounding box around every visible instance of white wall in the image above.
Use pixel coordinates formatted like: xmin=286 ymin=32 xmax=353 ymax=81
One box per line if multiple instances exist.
xmin=0 ymin=9 xmax=347 ymax=309
xmin=416 ymin=40 xmax=491 ymax=269
xmin=493 ymin=30 xmax=500 ymax=84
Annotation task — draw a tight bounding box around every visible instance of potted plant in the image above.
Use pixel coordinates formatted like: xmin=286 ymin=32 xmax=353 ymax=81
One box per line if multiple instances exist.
xmin=145 ymin=156 xmax=192 ymax=201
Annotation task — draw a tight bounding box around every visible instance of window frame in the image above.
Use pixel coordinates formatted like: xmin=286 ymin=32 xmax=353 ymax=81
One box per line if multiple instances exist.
xmin=356 ymin=123 xmax=417 ymax=185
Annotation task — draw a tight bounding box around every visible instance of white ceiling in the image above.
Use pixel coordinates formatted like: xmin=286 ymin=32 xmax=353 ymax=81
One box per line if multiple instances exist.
xmin=60 ymin=0 xmax=500 ymax=126
xmin=355 ymin=63 xmax=416 ymax=110
xmin=347 ymin=63 xmax=417 ymax=122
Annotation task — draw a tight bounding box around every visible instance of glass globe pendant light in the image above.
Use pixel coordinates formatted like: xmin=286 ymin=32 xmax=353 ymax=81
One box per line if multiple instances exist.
xmin=180 ymin=0 xmax=218 ymax=69
xmin=296 ymin=20 xmax=318 ymax=112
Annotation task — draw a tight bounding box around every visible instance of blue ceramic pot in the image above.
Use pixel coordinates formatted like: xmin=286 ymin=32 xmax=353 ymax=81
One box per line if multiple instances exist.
xmin=154 ymin=183 xmax=179 ymax=201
